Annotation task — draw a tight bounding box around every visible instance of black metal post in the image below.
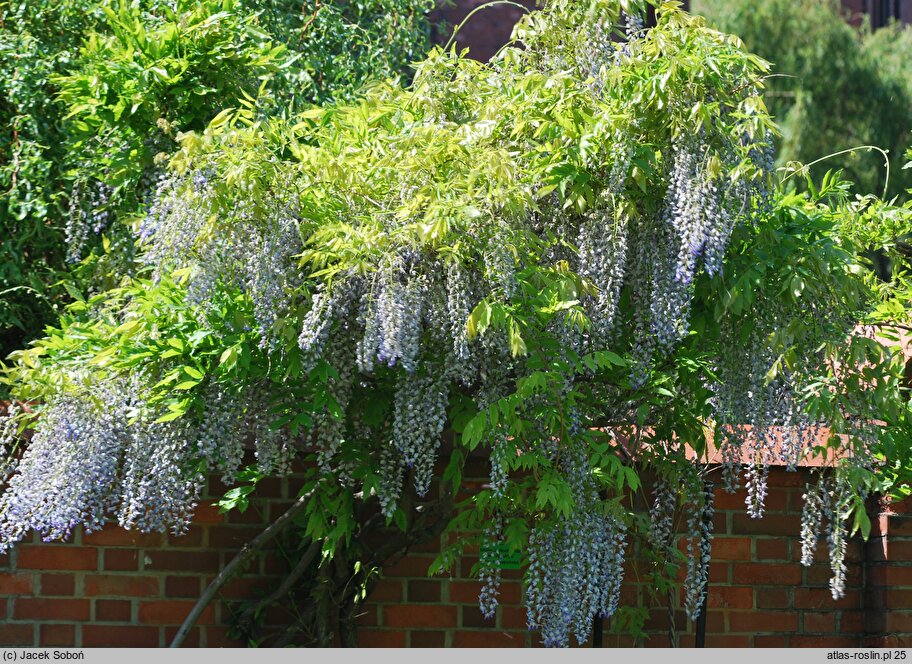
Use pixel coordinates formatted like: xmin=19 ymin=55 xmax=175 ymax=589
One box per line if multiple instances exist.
xmin=592 ymin=614 xmax=604 ymax=648
xmin=694 ymin=588 xmax=708 ymax=648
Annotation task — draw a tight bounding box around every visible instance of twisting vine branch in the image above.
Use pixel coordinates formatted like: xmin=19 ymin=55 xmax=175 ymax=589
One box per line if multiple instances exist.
xmin=169 ymin=487 xmax=318 ymax=648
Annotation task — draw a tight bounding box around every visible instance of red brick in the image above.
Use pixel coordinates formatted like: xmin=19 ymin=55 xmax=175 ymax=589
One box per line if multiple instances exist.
xmin=756 ymin=539 xmax=789 ymax=561
xmin=867 ymin=565 xmax=888 ymax=586
xmin=96 ymin=599 xmax=132 ymax=621
xmin=864 ymin=635 xmax=904 ymax=648
xmin=17 ymin=546 xmax=97 ymax=570
xmin=138 ymin=600 xmax=214 ymax=625
xmin=756 ymin=588 xmax=791 ymax=609
xmin=408 ymin=579 xmax=441 ymax=602
xmin=0 ymin=572 xmax=33 ymax=595
xmin=39 ymin=624 xmax=75 ymax=647
xmin=802 ymin=611 xmax=836 ymax=633
xmin=384 ymin=555 xmax=436 ymax=578
xmin=840 ymin=610 xmax=864 ymax=633
xmin=41 ymin=573 xmax=75 ymax=596
xmin=190 ymin=502 xmax=225 ymax=525
xmin=883 ymin=566 xmax=912 ymax=586
xmin=879 ymin=588 xmax=912 ymax=609
xmin=766 ymin=468 xmax=810 ymax=487
xmin=15 ymin=598 xmax=90 ymax=621
xmin=103 ymin=549 xmax=139 ymax=571
xmin=791 ymin=635 xmax=859 ymax=647
xmin=806 ymin=563 xmax=862 ymax=588
xmin=755 ymin=635 xmax=789 ymax=647
xmin=384 ymin=604 xmax=456 ymax=629
xmin=887 ymin=516 xmax=912 ymax=537
xmin=795 ymin=588 xmax=860 ymax=610
xmin=711 ymin=537 xmax=751 ymax=560
xmin=708 ymin=563 xmax=730 ymax=583
xmin=882 ymin=541 xmax=912 ymax=561
xmin=355 ymin=605 xmax=378 ymax=627
xmin=165 ymin=626 xmax=200 ymax=648
xmin=705 ymin=586 xmax=753 ymax=609
xmin=357 ymin=629 xmax=406 ymax=647
xmin=500 ymin=605 xmax=527 ymax=630
xmin=146 ymin=551 xmax=220 ymax=573
xmin=83 ymin=528 xmax=163 ymax=547
xmin=713 ymin=488 xmax=750 ymax=510
xmin=167 ymin=526 xmax=204 ymax=548
xmin=83 ymin=625 xmax=159 ymax=647
xmin=715 ymin=487 xmax=788 ymax=511
xmin=449 ymin=580 xmax=521 ymax=605
xmin=732 ymin=514 xmax=801 ymax=536
xmin=208 ymin=526 xmax=263 ymax=549
xmin=729 ymin=610 xmax=797 ymax=632
xmin=85 ymin=574 xmax=160 ymax=597
xmin=370 ymin=580 xmax=403 ymax=602
xmin=165 ymin=576 xmax=201 ymax=598
xmin=732 ymin=563 xmax=801 ymax=585
xmin=0 ymin=624 xmax=33 ymax=645
xmin=411 ymin=631 xmax=446 ymax=647
xmin=453 ymin=631 xmax=524 ymax=647
xmin=886 ymin=612 xmax=912 ymax=633
xmin=844 ymin=540 xmax=863 ymax=563
xmin=702 ymin=635 xmax=751 ymax=647
xmin=462 ymin=604 xmax=495 ymax=629
xmin=798 ymin=540 xmax=832 ymax=565
xmin=676 ymin=561 xmax=728 ymax=583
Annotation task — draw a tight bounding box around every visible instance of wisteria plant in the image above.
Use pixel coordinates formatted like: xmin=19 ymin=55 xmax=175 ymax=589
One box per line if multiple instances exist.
xmin=2 ymin=0 xmax=911 ymax=647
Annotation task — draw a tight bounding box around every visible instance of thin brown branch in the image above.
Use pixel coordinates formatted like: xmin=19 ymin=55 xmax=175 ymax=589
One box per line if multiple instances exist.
xmin=169 ymin=487 xmax=317 ymax=648
xmin=868 ymin=321 xmax=912 ymax=333
xmin=236 ymin=540 xmax=321 ymax=634
xmin=298 ymin=0 xmax=321 ymax=41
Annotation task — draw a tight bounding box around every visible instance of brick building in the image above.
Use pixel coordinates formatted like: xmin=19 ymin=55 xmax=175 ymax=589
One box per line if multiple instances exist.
xmin=432 ymin=0 xmax=910 ymax=63
xmin=844 ymin=0 xmax=912 ymax=27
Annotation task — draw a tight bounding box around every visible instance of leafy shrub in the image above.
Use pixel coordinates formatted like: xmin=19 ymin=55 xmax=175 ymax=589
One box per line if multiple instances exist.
xmin=0 ymin=0 xmax=433 ymax=361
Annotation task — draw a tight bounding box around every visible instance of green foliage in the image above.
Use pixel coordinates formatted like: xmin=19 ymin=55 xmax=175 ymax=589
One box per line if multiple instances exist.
xmin=694 ymin=0 xmax=912 ymax=199
xmin=0 ymin=0 xmax=433 ymax=364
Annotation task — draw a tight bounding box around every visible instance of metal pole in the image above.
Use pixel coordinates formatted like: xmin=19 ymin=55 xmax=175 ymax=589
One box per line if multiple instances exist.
xmin=695 ymin=480 xmax=714 ymax=648
xmin=694 ymin=588 xmax=708 ymax=648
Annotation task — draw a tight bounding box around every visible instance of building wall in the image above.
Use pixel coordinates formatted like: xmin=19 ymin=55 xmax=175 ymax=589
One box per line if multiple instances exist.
xmin=431 ymin=0 xmax=908 ymax=65
xmin=429 ymin=1 xmax=692 ymax=62
xmin=1 ymin=465 xmax=911 ymax=648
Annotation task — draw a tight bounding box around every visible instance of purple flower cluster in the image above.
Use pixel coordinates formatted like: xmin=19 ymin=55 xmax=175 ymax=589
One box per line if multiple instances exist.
xmin=525 ymin=446 xmax=627 ymax=647
xmin=683 ymin=480 xmax=714 ymax=621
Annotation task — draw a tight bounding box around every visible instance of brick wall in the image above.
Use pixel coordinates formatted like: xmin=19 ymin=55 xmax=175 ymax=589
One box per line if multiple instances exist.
xmin=0 ymin=474 xmax=307 ymax=648
xmin=3 ymin=463 xmax=911 ymax=648
xmin=354 ymin=465 xmax=883 ymax=648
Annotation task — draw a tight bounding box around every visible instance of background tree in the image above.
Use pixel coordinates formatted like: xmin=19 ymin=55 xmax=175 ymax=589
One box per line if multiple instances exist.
xmin=693 ymin=0 xmax=912 ymax=200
